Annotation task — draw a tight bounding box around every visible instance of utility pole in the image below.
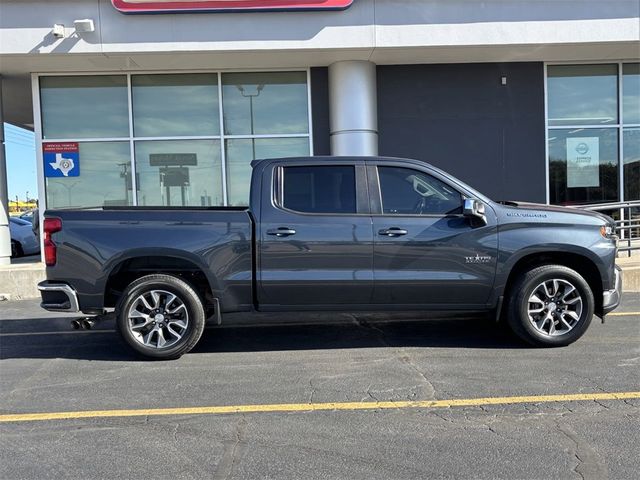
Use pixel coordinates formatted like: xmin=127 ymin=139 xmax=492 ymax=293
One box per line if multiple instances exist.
xmin=0 ymin=76 xmax=12 ymax=265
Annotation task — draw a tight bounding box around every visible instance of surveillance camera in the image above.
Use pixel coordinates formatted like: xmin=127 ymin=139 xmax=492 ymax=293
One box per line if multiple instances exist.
xmin=52 ymin=24 xmax=65 ymax=38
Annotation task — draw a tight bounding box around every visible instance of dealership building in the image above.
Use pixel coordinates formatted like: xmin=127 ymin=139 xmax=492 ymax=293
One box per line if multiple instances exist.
xmin=0 ymin=0 xmax=639 ymax=227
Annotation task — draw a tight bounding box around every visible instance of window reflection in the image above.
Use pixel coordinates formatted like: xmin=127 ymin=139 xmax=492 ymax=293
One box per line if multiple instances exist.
xmin=624 ymin=128 xmax=640 ymax=201
xmin=132 ymin=74 xmax=220 ymax=137
xmin=40 ymin=76 xmax=129 ymax=139
xmin=547 ymin=65 xmax=618 ymax=126
xmin=40 ymin=72 xmax=311 ymax=209
xmin=222 ymin=72 xmax=308 ymax=135
xmin=548 ymin=128 xmax=618 ymax=205
xmin=225 ymin=137 xmax=309 ymax=206
xmin=378 ymin=167 xmax=462 ymax=215
xmin=45 ymin=142 xmax=131 ymax=208
xmin=134 ymin=140 xmax=223 ymax=207
xmin=623 ymin=63 xmax=640 ymax=125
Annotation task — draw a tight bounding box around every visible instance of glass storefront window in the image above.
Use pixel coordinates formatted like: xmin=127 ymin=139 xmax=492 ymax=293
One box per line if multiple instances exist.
xmin=222 ymin=72 xmax=309 ymax=136
xmin=547 ymin=65 xmax=618 ymax=126
xmin=134 ymin=140 xmax=223 ymax=207
xmin=40 ymin=76 xmax=129 ymax=139
xmin=548 ymin=128 xmax=618 ymax=205
xmin=132 ymin=74 xmax=220 ymax=137
xmin=623 ymin=63 xmax=640 ymax=125
xmin=40 ymin=71 xmax=311 ymax=209
xmin=225 ymin=137 xmax=309 ymax=206
xmin=45 ymin=142 xmax=131 ymax=208
xmin=623 ymin=128 xmax=640 ymax=201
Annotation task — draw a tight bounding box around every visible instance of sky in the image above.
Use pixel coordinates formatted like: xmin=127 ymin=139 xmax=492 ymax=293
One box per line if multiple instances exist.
xmin=3 ymin=123 xmax=37 ymax=202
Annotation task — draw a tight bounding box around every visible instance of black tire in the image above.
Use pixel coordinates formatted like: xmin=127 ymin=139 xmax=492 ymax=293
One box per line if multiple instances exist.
xmin=10 ymin=240 xmax=23 ymax=258
xmin=116 ymin=274 xmax=206 ymax=360
xmin=506 ymin=265 xmax=594 ymax=347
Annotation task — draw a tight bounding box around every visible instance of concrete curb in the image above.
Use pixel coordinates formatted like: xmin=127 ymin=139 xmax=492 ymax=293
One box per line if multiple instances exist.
xmin=616 ymin=257 xmax=640 ymax=292
xmin=0 ymin=263 xmax=45 ymax=301
xmin=1 ymin=259 xmax=639 ymax=302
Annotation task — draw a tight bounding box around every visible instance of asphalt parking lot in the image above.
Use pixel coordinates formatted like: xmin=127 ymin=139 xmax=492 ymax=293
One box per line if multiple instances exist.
xmin=1 ymin=297 xmax=639 ymax=480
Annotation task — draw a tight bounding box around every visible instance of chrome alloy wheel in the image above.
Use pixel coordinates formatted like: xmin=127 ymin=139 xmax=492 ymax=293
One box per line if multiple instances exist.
xmin=127 ymin=290 xmax=189 ymax=349
xmin=527 ymin=279 xmax=583 ymax=336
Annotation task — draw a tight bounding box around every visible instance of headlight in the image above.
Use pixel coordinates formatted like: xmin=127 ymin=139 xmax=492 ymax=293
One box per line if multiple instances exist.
xmin=600 ymin=225 xmax=617 ymax=240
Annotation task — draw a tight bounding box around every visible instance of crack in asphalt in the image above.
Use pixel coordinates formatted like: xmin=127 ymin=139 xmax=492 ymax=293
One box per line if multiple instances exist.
xmin=308 ymin=378 xmax=316 ymax=405
xmin=555 ymin=421 xmax=609 ymax=480
xmin=172 ymin=422 xmax=180 ymax=444
xmin=364 ymin=383 xmax=379 ymax=402
xmin=349 ymin=314 xmax=437 ymax=401
xmin=349 ymin=315 xmax=391 ymax=348
xmin=397 ymin=350 xmax=436 ymax=400
xmin=212 ymin=415 xmax=248 ymax=480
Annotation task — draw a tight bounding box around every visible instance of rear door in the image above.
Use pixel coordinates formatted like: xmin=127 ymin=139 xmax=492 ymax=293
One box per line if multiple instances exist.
xmin=369 ymin=162 xmax=498 ymax=308
xmin=257 ymin=161 xmax=374 ymax=308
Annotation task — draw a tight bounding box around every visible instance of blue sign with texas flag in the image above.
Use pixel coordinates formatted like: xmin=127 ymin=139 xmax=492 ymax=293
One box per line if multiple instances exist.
xmin=44 ymin=142 xmax=80 ymax=178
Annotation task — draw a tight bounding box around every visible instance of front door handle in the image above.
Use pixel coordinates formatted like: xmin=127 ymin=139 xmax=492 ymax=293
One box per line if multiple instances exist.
xmin=267 ymin=227 xmax=297 ymax=237
xmin=378 ymin=227 xmax=408 ymax=237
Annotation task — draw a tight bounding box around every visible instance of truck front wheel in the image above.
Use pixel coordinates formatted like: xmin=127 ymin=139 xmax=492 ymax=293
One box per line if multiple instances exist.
xmin=116 ymin=274 xmax=206 ymax=360
xmin=506 ymin=265 xmax=594 ymax=347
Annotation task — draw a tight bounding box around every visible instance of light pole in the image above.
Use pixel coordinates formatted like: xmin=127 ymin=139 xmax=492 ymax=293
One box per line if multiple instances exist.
xmin=236 ymin=84 xmax=264 ymax=160
xmin=56 ymin=181 xmax=79 ymax=207
xmin=118 ymin=162 xmax=130 ymax=205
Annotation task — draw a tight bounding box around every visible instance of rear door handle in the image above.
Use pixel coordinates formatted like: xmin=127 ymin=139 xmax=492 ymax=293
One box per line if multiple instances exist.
xmin=267 ymin=227 xmax=297 ymax=237
xmin=378 ymin=227 xmax=408 ymax=237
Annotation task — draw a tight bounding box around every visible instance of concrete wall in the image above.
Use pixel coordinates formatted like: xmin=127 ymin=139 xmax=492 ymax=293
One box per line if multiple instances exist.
xmin=1 ymin=0 xmax=638 ymax=126
xmin=2 ymin=0 xmax=638 ymax=58
xmin=377 ymin=63 xmax=546 ymax=203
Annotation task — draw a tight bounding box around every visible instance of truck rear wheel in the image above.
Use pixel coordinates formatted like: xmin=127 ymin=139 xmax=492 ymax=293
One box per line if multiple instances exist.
xmin=116 ymin=274 xmax=206 ymax=360
xmin=506 ymin=265 xmax=594 ymax=347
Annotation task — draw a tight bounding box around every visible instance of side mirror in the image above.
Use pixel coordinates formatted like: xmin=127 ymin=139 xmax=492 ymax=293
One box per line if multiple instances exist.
xmin=463 ymin=198 xmax=487 ymax=226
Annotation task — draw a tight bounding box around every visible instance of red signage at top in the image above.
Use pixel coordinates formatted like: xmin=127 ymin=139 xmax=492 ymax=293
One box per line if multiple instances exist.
xmin=111 ymin=0 xmax=354 ymax=13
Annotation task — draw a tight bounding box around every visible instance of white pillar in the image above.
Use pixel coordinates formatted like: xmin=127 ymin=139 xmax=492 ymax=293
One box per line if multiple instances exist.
xmin=328 ymin=60 xmax=378 ymax=156
xmin=0 ymin=77 xmax=11 ymax=265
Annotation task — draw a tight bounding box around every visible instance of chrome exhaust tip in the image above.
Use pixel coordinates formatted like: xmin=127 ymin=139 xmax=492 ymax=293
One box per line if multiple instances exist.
xmin=81 ymin=319 xmax=95 ymax=330
xmin=70 ymin=319 xmax=81 ymax=330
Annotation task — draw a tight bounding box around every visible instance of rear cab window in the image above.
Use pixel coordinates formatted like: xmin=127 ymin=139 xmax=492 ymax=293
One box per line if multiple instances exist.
xmin=281 ymin=165 xmax=357 ymax=214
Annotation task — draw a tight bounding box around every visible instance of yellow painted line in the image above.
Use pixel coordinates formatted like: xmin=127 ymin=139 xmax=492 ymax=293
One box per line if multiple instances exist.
xmin=607 ymin=311 xmax=640 ymax=317
xmin=1 ymin=391 xmax=638 ymax=424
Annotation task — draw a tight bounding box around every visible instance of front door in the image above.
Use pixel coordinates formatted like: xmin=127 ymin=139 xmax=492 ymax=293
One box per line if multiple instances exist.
xmin=369 ymin=164 xmax=498 ymax=307
xmin=258 ymin=162 xmax=373 ymax=308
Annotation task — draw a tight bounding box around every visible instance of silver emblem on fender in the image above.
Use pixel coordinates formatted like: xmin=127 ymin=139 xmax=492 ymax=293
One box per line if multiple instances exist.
xmin=465 ymin=254 xmax=493 ymax=264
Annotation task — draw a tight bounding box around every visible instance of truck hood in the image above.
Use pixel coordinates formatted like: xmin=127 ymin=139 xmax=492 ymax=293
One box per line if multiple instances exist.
xmin=497 ymin=201 xmax=614 ymax=224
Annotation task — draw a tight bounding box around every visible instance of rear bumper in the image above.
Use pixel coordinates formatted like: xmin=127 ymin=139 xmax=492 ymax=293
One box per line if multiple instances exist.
xmin=602 ymin=265 xmax=622 ymax=315
xmin=38 ymin=281 xmax=80 ymax=313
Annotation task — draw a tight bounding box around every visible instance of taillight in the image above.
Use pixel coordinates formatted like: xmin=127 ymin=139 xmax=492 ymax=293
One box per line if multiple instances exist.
xmin=43 ymin=217 xmax=62 ymax=266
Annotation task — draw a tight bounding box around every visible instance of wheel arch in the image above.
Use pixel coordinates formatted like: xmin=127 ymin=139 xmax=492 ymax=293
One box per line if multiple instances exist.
xmin=501 ymin=251 xmax=603 ymax=315
xmin=102 ymin=249 xmax=219 ymax=311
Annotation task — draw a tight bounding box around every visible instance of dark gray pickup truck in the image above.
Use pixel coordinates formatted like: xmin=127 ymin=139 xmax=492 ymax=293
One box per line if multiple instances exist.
xmin=39 ymin=156 xmax=622 ymax=359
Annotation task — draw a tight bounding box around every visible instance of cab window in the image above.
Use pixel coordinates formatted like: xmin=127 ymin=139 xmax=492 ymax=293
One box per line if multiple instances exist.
xmin=377 ymin=166 xmax=462 ymax=215
xmin=282 ymin=165 xmax=357 ymax=214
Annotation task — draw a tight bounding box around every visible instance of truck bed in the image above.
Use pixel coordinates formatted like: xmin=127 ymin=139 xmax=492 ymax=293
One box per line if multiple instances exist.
xmin=44 ymin=207 xmax=254 ymax=313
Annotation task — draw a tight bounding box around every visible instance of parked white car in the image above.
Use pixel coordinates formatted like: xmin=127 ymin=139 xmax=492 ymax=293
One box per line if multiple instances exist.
xmin=9 ymin=217 xmax=40 ymax=257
